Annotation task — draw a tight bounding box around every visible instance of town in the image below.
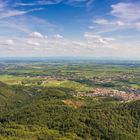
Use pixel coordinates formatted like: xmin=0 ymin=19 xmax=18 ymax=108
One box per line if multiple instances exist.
xmin=76 ymin=88 xmax=140 ymax=102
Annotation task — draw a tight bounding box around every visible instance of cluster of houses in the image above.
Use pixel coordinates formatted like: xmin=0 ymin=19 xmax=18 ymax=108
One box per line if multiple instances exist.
xmin=76 ymin=88 xmax=140 ymax=102
xmin=127 ymin=88 xmax=140 ymax=94
xmin=88 ymin=74 xmax=135 ymax=84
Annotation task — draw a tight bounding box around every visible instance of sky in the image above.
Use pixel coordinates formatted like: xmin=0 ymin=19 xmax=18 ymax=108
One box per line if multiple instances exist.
xmin=0 ymin=0 xmax=140 ymax=58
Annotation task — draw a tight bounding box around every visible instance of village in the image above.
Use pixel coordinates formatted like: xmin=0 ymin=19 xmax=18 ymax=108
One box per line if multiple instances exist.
xmin=76 ymin=88 xmax=140 ymax=102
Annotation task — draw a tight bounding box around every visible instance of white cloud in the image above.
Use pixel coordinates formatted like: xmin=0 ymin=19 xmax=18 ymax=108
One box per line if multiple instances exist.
xmin=54 ymin=34 xmax=63 ymax=39
xmin=94 ymin=19 xmax=109 ymax=25
xmin=94 ymin=19 xmax=125 ymax=28
xmin=27 ymin=40 xmax=40 ymax=46
xmin=94 ymin=19 xmax=125 ymax=27
xmin=5 ymin=39 xmax=14 ymax=45
xmin=0 ymin=10 xmax=27 ymax=19
xmin=90 ymin=2 xmax=140 ymax=35
xmin=135 ymin=22 xmax=140 ymax=30
xmin=84 ymin=32 xmax=115 ymax=47
xmin=0 ymin=1 xmax=6 ymax=10
xmin=15 ymin=0 xmax=95 ymax=9
xmin=0 ymin=34 xmax=139 ymax=58
xmin=15 ymin=1 xmax=61 ymax=7
xmin=116 ymin=21 xmax=125 ymax=26
xmin=0 ymin=0 xmax=44 ymax=20
xmin=84 ymin=32 xmax=98 ymax=39
xmin=29 ymin=32 xmax=44 ymax=38
xmin=38 ymin=0 xmax=62 ymax=5
xmin=15 ymin=2 xmax=36 ymax=7
xmin=0 ymin=39 xmax=14 ymax=46
xmin=0 ymin=8 xmax=44 ymax=20
xmin=111 ymin=3 xmax=140 ymax=22
xmin=88 ymin=26 xmax=95 ymax=29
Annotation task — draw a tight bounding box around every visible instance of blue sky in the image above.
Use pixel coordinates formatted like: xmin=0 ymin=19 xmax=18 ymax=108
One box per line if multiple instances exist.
xmin=0 ymin=0 xmax=140 ymax=58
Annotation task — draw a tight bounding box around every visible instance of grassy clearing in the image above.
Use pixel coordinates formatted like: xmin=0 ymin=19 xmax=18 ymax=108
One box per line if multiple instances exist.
xmin=44 ymin=80 xmax=92 ymax=92
xmin=0 ymin=75 xmax=25 ymax=85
